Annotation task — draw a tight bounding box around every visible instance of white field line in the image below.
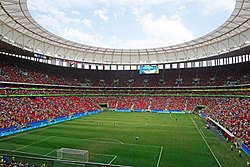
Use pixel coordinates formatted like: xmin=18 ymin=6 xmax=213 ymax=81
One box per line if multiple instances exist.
xmin=91 ymin=153 xmax=116 ymax=157
xmin=199 ymin=127 xmax=208 ymax=138
xmin=205 ymin=136 xmax=218 ymax=140
xmin=80 ymin=137 xmax=161 ymax=148
xmin=199 ymin=128 xmax=219 ymax=140
xmin=156 ymin=146 xmax=163 ymax=167
xmin=84 ymin=138 xmax=124 ymax=144
xmin=108 ymin=155 xmax=117 ymax=164
xmin=121 ymin=142 xmax=161 ymax=148
xmin=44 ymin=149 xmax=57 ymax=156
xmin=15 ymin=136 xmax=54 ymax=151
xmin=189 ymin=115 xmax=222 ymax=167
xmin=80 ymin=119 xmax=146 ymax=125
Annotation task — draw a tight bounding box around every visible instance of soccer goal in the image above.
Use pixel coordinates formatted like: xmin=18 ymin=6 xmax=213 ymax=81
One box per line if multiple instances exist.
xmin=57 ymin=148 xmax=89 ymax=162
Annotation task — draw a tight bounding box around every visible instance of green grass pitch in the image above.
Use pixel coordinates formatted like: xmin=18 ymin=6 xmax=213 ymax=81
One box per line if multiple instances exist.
xmin=0 ymin=112 xmax=249 ymax=167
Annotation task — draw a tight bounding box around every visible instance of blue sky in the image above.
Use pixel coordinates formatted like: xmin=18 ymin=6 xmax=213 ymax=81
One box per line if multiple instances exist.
xmin=27 ymin=0 xmax=235 ymax=49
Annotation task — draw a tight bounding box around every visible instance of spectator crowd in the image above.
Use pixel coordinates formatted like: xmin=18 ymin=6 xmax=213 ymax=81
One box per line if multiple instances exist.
xmin=1 ymin=54 xmax=250 ymax=87
xmin=0 ymin=95 xmax=249 ymax=148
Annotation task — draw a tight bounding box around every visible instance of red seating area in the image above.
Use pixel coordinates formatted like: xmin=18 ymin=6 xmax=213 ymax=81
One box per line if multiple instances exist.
xmin=185 ymin=97 xmax=202 ymax=111
xmin=116 ymin=96 xmax=134 ymax=110
xmin=0 ymin=88 xmax=249 ymax=96
xmin=150 ymin=97 xmax=167 ymax=110
xmin=200 ymin=97 xmax=250 ymax=148
xmin=0 ymin=96 xmax=100 ymax=129
xmin=0 ymin=56 xmax=84 ymax=86
xmin=167 ymin=97 xmax=186 ymax=111
xmin=133 ymin=97 xmax=150 ymax=110
xmin=0 ymin=95 xmax=249 ymax=148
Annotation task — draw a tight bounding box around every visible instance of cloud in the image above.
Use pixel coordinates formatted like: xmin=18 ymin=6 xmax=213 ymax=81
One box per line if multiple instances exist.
xmin=61 ymin=28 xmax=103 ymax=47
xmin=113 ymin=7 xmax=127 ymax=20
xmin=94 ymin=7 xmax=109 ymax=21
xmin=50 ymin=0 xmax=92 ymax=9
xmin=50 ymin=9 xmax=81 ymax=25
xmin=121 ymin=39 xmax=166 ymax=49
xmin=198 ymin=0 xmax=236 ymax=15
xmin=82 ymin=19 xmax=92 ymax=28
xmin=27 ymin=0 xmax=235 ymax=49
xmin=29 ymin=0 xmax=81 ymax=26
xmin=136 ymin=13 xmax=193 ymax=46
xmin=113 ymin=12 xmax=194 ymax=49
xmin=97 ymin=0 xmax=178 ymax=7
xmin=72 ymin=10 xmax=80 ymax=15
xmin=34 ymin=14 xmax=62 ymax=33
xmin=27 ymin=0 xmax=52 ymax=12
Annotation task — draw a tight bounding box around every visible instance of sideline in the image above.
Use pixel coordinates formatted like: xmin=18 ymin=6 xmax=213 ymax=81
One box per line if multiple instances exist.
xmin=156 ymin=146 xmax=163 ymax=167
xmin=189 ymin=115 xmax=222 ymax=167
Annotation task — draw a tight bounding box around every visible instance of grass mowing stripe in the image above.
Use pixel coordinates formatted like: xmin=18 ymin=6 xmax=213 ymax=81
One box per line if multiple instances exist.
xmin=52 ymin=135 xmax=161 ymax=148
xmin=81 ymin=138 xmax=160 ymax=148
xmin=84 ymin=138 xmax=124 ymax=144
xmin=200 ymin=127 xmax=244 ymax=166
xmin=0 ymin=123 xmax=60 ymax=142
xmin=156 ymin=146 xmax=163 ymax=167
xmin=0 ymin=148 xmax=56 ymax=159
xmin=2 ymin=112 xmax=246 ymax=167
xmin=14 ymin=136 xmax=54 ymax=151
xmin=189 ymin=114 xmax=222 ymax=167
xmin=119 ymin=142 xmax=161 ymax=148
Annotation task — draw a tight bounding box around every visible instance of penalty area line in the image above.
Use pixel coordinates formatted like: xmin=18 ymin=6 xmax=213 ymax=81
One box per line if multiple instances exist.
xmin=44 ymin=149 xmax=57 ymax=156
xmin=108 ymin=155 xmax=117 ymax=165
xmin=91 ymin=153 xmax=116 ymax=157
xmin=83 ymin=138 xmax=124 ymax=144
xmin=189 ymin=115 xmax=222 ymax=167
xmin=14 ymin=136 xmax=54 ymax=151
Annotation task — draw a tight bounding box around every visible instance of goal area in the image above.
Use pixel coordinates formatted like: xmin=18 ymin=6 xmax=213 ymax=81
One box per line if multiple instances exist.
xmin=57 ymin=148 xmax=89 ymax=162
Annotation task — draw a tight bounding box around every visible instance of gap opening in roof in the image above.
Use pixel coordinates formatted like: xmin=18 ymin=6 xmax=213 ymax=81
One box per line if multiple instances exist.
xmin=27 ymin=0 xmax=235 ymax=49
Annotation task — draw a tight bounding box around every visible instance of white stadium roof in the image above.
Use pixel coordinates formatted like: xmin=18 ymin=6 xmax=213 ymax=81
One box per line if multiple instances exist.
xmin=0 ymin=0 xmax=250 ymax=65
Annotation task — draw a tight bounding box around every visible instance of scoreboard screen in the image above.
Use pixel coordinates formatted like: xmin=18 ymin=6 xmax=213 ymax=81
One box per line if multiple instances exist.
xmin=139 ymin=65 xmax=159 ymax=74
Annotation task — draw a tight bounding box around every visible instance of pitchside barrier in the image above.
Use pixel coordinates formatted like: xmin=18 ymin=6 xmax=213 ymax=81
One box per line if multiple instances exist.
xmin=153 ymin=110 xmax=185 ymax=113
xmin=242 ymin=143 xmax=250 ymax=157
xmin=0 ymin=110 xmax=103 ymax=138
xmin=200 ymin=114 xmax=250 ymax=157
xmin=133 ymin=109 xmax=145 ymax=112
xmin=114 ymin=109 xmax=185 ymax=113
xmin=115 ymin=109 xmax=132 ymax=112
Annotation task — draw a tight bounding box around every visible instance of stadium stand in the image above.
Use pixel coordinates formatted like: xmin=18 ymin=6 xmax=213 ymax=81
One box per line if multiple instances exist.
xmin=1 ymin=91 xmax=249 ymax=149
xmin=0 ymin=0 xmax=250 ymax=165
xmin=1 ymin=54 xmax=250 ymax=87
xmin=0 ymin=97 xmax=100 ymax=130
xmin=200 ymin=97 xmax=250 ymax=148
xmin=0 ymin=54 xmax=250 ymax=156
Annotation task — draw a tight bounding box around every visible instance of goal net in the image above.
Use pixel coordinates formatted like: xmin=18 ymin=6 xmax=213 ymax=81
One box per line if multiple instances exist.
xmin=57 ymin=148 xmax=89 ymax=162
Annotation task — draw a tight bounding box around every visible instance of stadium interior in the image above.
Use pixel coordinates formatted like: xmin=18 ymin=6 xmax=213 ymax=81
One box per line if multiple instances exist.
xmin=0 ymin=0 xmax=250 ymax=167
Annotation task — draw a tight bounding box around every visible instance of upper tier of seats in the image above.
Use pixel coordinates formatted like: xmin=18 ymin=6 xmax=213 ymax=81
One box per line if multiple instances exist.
xmin=1 ymin=54 xmax=250 ymax=87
